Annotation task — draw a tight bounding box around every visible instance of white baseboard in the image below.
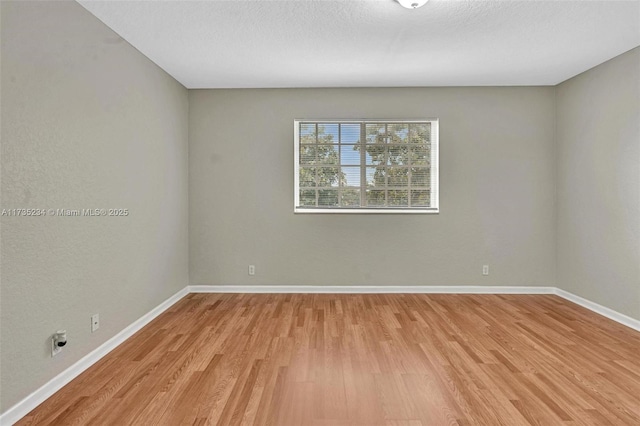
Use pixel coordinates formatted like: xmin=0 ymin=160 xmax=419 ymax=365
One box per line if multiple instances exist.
xmin=553 ymin=288 xmax=640 ymax=332
xmin=3 ymin=284 xmax=638 ymax=425
xmin=188 ymin=285 xmax=556 ymax=294
xmin=0 ymin=287 xmax=189 ymax=426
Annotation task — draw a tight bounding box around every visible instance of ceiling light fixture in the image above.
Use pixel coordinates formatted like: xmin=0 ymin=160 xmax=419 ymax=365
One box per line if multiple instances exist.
xmin=397 ymin=0 xmax=428 ymax=9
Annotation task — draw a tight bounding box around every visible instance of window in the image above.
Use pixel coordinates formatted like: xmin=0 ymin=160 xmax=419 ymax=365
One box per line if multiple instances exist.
xmin=294 ymin=119 xmax=439 ymax=213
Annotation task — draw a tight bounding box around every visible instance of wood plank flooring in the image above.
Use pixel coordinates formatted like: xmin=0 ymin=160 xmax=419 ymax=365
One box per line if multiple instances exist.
xmin=17 ymin=294 xmax=640 ymax=425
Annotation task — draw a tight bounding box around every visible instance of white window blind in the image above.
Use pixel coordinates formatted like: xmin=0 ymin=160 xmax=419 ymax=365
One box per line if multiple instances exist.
xmin=294 ymin=119 xmax=439 ymax=213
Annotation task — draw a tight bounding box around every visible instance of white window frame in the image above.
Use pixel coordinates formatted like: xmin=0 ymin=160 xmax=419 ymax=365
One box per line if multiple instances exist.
xmin=294 ymin=119 xmax=439 ymax=214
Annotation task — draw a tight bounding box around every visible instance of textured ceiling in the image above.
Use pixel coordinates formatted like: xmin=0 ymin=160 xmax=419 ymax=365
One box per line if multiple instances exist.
xmin=77 ymin=0 xmax=640 ymax=88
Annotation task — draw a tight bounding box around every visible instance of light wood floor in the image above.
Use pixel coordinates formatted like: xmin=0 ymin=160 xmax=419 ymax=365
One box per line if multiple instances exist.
xmin=18 ymin=294 xmax=640 ymax=425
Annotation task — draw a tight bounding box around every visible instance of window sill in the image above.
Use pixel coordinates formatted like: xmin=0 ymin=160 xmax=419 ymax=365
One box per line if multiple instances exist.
xmin=294 ymin=208 xmax=439 ymax=214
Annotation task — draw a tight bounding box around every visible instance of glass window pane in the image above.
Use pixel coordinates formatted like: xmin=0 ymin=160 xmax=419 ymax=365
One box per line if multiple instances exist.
xmin=299 ymin=190 xmax=316 ymax=206
xmin=342 ymin=167 xmax=361 ymax=187
xmin=299 ymin=167 xmax=316 ymax=187
xmin=366 ymin=167 xmax=386 ymax=187
xmin=411 ymin=190 xmax=430 ymax=207
xmin=410 ymin=145 xmax=429 ymax=166
xmin=318 ymin=189 xmax=339 ymax=206
xmin=341 ymin=189 xmax=360 ymax=207
xmin=388 ymin=145 xmax=409 ymax=165
xmin=341 ymin=145 xmax=360 ymax=165
xmin=365 ymin=151 xmax=373 ymax=165
xmin=300 ymin=145 xmax=316 ymax=165
xmin=387 ymin=167 xmax=409 ymax=186
xmin=365 ymin=144 xmax=386 ymax=165
xmin=388 ymin=124 xmax=408 ymax=143
xmin=318 ymin=167 xmax=340 ymax=187
xmin=411 ymin=167 xmax=430 ymax=186
xmin=300 ymin=123 xmax=316 ymax=144
xmin=366 ymin=189 xmax=386 ymax=206
xmin=409 ymin=123 xmax=430 ymax=144
xmin=388 ymin=190 xmax=409 ymax=206
xmin=318 ymin=124 xmax=339 ymax=143
xmin=366 ymin=123 xmax=386 ymax=144
xmin=316 ymin=144 xmax=339 ymax=164
xmin=340 ymin=124 xmax=360 ymax=143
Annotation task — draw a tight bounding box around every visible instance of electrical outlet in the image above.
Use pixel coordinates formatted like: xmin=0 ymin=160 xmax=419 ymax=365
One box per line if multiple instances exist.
xmin=52 ymin=339 xmax=62 ymax=357
xmin=91 ymin=314 xmax=99 ymax=332
xmin=248 ymin=265 xmax=255 ymax=276
xmin=482 ymin=265 xmax=489 ymax=276
xmin=52 ymin=330 xmax=67 ymax=357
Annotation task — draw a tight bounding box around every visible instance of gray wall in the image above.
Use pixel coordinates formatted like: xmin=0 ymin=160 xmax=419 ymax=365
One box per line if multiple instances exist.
xmin=0 ymin=1 xmax=189 ymax=411
xmin=556 ymin=47 xmax=640 ymax=319
xmin=189 ymin=87 xmax=556 ymax=287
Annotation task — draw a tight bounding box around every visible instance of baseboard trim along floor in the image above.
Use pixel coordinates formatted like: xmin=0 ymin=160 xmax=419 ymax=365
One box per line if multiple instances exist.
xmin=187 ymin=285 xmax=556 ymax=294
xmin=2 ymin=284 xmax=638 ymax=425
xmin=554 ymin=287 xmax=640 ymax=332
